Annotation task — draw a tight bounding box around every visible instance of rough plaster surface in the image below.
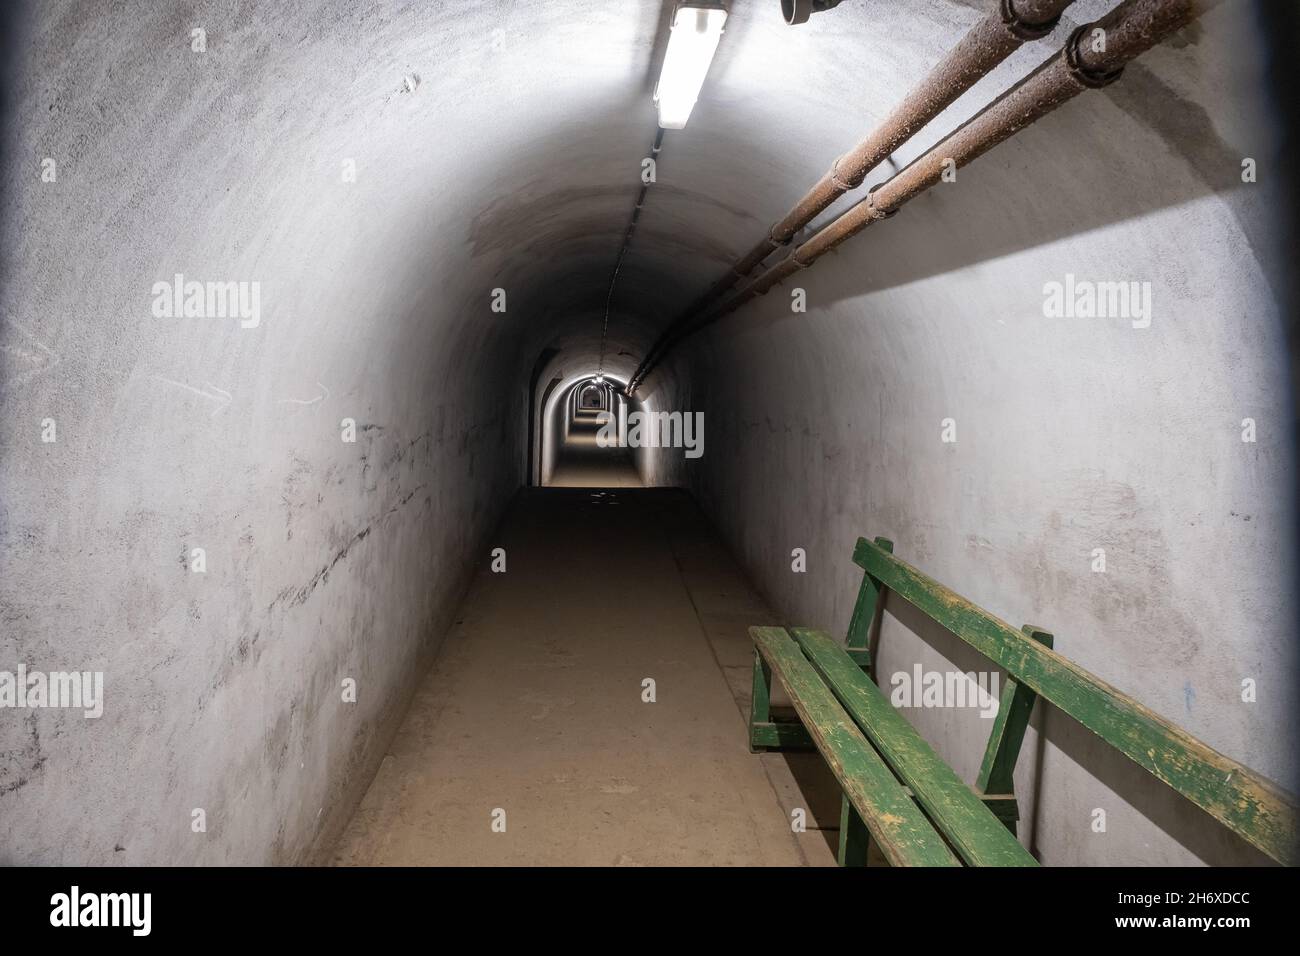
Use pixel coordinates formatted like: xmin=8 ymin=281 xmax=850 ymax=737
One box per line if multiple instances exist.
xmin=0 ymin=0 xmax=1294 ymax=866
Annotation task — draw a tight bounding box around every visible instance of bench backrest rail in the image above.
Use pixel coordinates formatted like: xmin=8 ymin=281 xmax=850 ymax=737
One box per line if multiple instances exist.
xmin=852 ymin=535 xmax=1298 ymax=866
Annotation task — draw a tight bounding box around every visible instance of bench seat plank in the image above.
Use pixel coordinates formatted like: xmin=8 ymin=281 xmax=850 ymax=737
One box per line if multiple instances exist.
xmin=790 ymin=627 xmax=1037 ymax=867
xmin=750 ymin=626 xmax=961 ymax=867
xmin=853 ymin=536 xmax=1298 ymax=866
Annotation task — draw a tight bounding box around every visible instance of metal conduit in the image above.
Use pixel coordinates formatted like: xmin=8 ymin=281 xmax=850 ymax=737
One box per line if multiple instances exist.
xmin=628 ymin=0 xmax=1206 ymax=394
xmin=627 ymin=0 xmax=1076 ymax=394
xmin=598 ymin=127 xmax=665 ymax=378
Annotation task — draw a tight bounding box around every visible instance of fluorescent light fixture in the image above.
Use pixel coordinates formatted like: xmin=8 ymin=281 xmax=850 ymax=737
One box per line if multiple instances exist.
xmin=654 ymin=5 xmax=727 ymax=130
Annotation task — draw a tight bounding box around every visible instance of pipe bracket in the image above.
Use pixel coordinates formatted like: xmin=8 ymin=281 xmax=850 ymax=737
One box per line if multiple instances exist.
xmin=1066 ymin=24 xmax=1125 ymax=88
xmin=867 ymin=183 xmax=898 ymax=220
xmin=830 ymin=156 xmax=858 ymax=192
xmin=1000 ymin=0 xmax=1062 ymax=41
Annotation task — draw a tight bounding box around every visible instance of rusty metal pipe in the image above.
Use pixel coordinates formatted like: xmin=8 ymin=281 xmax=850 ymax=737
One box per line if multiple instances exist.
xmin=630 ymin=0 xmax=1075 ymax=394
xmin=628 ymin=0 xmax=1204 ymax=393
xmin=766 ymin=0 xmax=1073 ymax=242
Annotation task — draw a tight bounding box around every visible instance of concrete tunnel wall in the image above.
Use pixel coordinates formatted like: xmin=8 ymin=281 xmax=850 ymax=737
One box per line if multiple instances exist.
xmin=0 ymin=0 xmax=1295 ymax=865
xmin=647 ymin=1 xmax=1299 ymax=865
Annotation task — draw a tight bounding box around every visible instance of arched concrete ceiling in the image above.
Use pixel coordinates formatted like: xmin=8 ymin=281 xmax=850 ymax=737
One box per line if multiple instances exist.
xmin=1 ymin=0 xmax=1294 ymax=866
xmin=6 ymin=0 xmax=1272 ymax=409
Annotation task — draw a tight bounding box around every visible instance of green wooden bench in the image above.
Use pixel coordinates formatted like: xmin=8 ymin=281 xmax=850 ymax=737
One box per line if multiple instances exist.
xmin=748 ymin=535 xmax=1299 ymax=866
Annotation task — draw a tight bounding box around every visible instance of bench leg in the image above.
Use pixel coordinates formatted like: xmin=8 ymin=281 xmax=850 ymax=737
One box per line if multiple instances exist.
xmin=837 ymin=792 xmax=870 ymax=867
xmin=749 ymin=651 xmax=773 ymax=753
xmin=748 ymin=648 xmax=815 ymax=750
xmin=975 ymin=625 xmax=1053 ymax=835
xmin=980 ymin=794 xmax=1021 ymax=838
xmin=844 ymin=538 xmax=892 ymax=674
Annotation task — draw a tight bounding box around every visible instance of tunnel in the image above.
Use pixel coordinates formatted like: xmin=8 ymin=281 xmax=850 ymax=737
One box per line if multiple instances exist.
xmin=2 ymin=0 xmax=1299 ymax=878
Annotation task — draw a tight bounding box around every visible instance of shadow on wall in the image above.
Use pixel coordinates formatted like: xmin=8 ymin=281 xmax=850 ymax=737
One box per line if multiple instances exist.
xmin=720 ymin=49 xmax=1271 ymax=329
xmin=885 ymin=596 xmax=1277 ymax=866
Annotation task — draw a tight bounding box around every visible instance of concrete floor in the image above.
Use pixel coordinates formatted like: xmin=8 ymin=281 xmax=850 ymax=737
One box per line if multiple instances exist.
xmin=547 ymin=411 xmax=643 ymax=488
xmin=331 ymin=486 xmax=839 ymax=866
